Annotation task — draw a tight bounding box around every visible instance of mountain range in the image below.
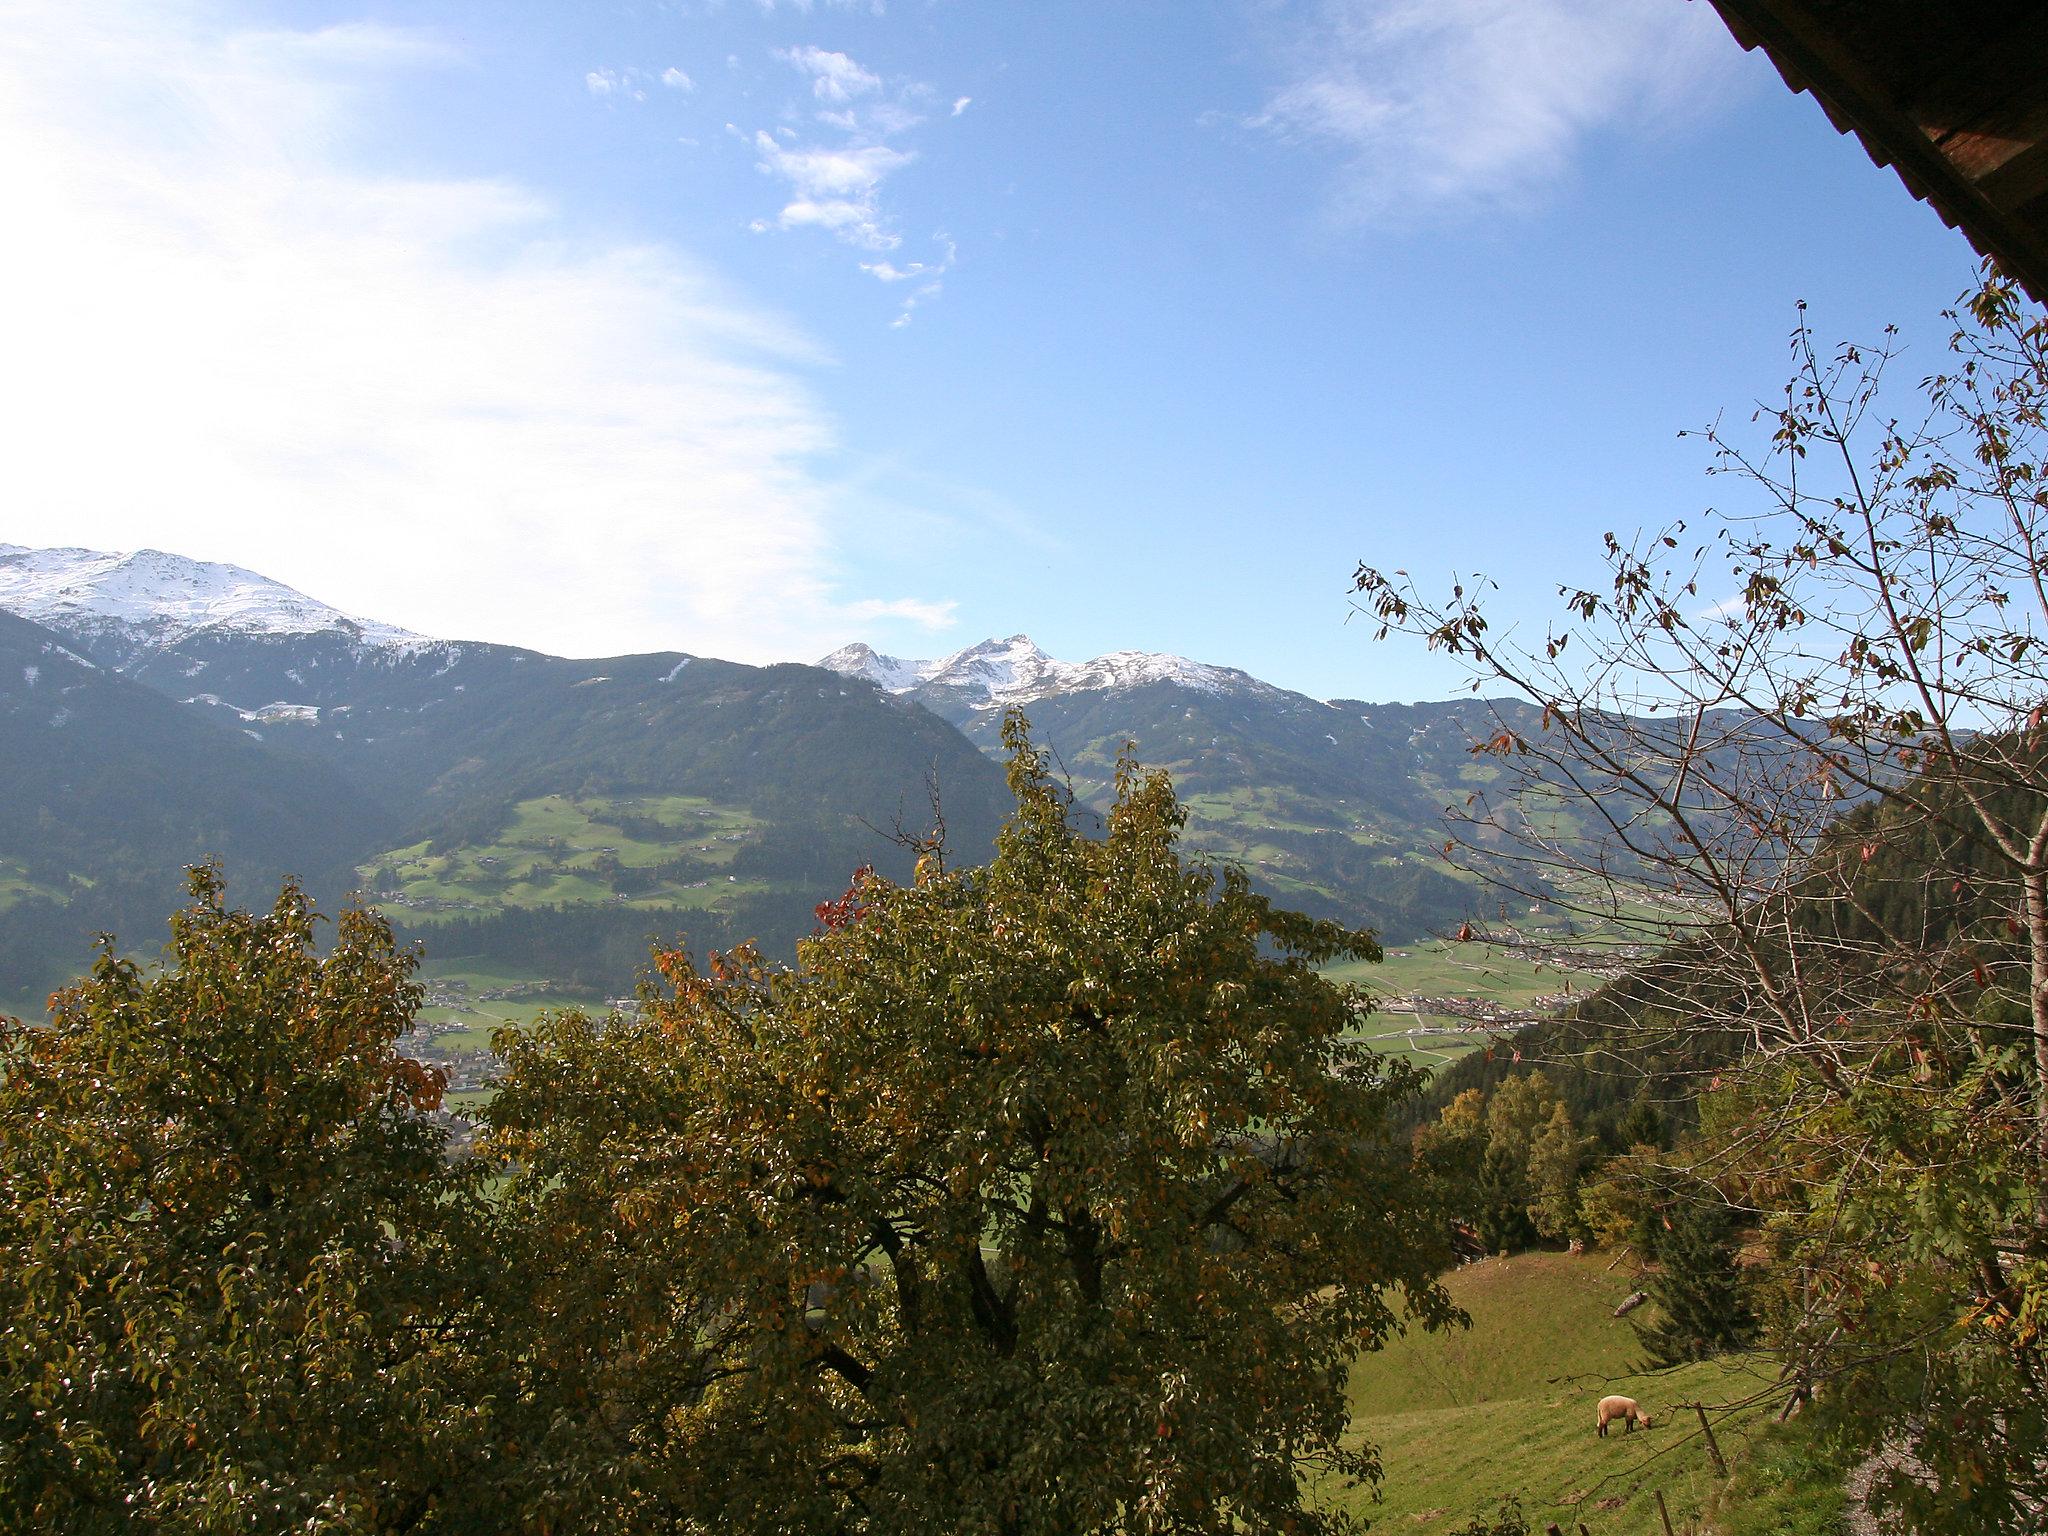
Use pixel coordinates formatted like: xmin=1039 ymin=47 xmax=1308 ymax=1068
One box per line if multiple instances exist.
xmin=816 ymin=635 xmax=1558 ymax=938
xmin=0 ymin=543 xmax=1545 ymax=1005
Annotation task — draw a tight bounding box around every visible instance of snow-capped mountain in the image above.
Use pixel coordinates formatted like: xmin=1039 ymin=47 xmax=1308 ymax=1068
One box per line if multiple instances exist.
xmin=818 ymin=635 xmax=1287 ymax=713
xmin=0 ymin=544 xmax=423 ymax=660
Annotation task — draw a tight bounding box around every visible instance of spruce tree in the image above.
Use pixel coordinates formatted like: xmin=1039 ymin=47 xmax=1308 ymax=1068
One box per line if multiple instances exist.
xmin=1633 ymin=1193 xmax=1755 ymax=1366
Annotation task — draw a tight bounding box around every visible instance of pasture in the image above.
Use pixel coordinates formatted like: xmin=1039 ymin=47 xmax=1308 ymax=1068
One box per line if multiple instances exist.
xmin=1330 ymin=1251 xmax=1834 ymax=1535
xmin=360 ymin=793 xmax=773 ymax=920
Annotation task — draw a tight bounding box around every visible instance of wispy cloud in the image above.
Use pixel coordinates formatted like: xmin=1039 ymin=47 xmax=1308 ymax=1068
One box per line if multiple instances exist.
xmin=777 ymin=44 xmax=879 ymax=104
xmin=0 ymin=0 xmax=951 ymax=663
xmin=747 ymin=46 xmax=960 ymax=323
xmin=1252 ymin=0 xmax=1742 ymax=222
xmin=585 ymin=67 xmax=645 ymax=100
xmin=662 ymin=66 xmax=695 ymax=91
xmin=845 ymin=596 xmax=958 ymax=630
xmin=751 ymin=137 xmax=914 ymax=249
xmin=951 ymin=96 xmax=972 ymax=116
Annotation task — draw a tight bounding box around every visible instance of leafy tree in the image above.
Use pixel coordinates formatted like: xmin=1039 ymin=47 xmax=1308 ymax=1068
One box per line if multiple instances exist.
xmin=0 ymin=869 xmax=498 ymax=1533
xmin=1484 ymin=1072 xmax=1561 ymax=1164
xmin=1355 ymin=272 xmax=2048 ymax=1527
xmin=1524 ymin=1100 xmax=1598 ymax=1245
xmin=1632 ymin=1189 xmax=1756 ymax=1366
xmin=1578 ymin=1144 xmax=1665 ymax=1255
xmin=1412 ymin=1087 xmax=1488 ymax=1234
xmin=483 ymin=718 xmax=1460 ymax=1535
xmin=1475 ymin=1073 xmax=1562 ymax=1251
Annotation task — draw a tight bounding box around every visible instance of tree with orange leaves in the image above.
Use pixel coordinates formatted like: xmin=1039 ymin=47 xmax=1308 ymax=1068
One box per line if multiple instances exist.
xmin=482 ymin=716 xmax=1459 ymax=1536
xmin=0 ymin=868 xmax=499 ymax=1533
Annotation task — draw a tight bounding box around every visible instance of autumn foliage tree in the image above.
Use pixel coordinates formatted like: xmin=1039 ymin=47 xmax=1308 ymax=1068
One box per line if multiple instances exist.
xmin=482 ymin=716 xmax=1460 ymax=1536
xmin=0 ymin=869 xmax=497 ymax=1533
xmin=1354 ymin=272 xmax=2048 ymax=1531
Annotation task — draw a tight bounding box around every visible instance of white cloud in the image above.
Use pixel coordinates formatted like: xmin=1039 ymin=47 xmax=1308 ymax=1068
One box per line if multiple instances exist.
xmin=887 ymin=278 xmax=943 ymax=330
xmin=821 ymin=100 xmax=924 ymax=136
xmin=860 ymin=236 xmax=953 ymax=326
xmin=951 ymin=96 xmax=971 ymax=116
xmin=1253 ymin=0 xmax=1741 ymax=221
xmin=845 ymin=596 xmax=957 ymax=630
xmin=776 ymin=45 xmax=879 ymax=105
xmin=753 ymin=133 xmax=912 ymax=250
xmin=662 ymin=66 xmax=695 ymax=91
xmin=585 ymin=66 xmax=649 ymax=101
xmin=746 ymin=48 xmax=962 ymax=323
xmin=0 ymin=0 xmax=948 ymax=664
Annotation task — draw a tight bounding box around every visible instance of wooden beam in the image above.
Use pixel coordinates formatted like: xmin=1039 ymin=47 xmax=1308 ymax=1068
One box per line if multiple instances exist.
xmin=1705 ymin=0 xmax=2048 ymax=303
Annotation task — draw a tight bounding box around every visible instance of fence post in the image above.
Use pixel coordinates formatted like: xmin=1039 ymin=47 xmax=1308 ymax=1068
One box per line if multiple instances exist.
xmin=1692 ymin=1402 xmax=1728 ymax=1477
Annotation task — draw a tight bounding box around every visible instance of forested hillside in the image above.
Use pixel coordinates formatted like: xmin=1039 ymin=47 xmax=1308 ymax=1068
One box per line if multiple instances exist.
xmin=0 ymin=557 xmax=1019 ymax=1001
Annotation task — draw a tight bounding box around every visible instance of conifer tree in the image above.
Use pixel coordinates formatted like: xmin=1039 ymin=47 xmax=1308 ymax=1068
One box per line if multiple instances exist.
xmin=1632 ymin=1192 xmax=1755 ymax=1367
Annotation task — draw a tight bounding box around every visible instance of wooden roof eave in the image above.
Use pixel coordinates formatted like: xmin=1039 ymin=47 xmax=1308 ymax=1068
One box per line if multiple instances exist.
xmin=1705 ymin=0 xmax=2048 ymax=305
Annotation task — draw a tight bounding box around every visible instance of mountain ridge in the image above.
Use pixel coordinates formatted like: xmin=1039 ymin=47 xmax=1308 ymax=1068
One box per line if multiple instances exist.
xmin=0 ymin=545 xmax=1018 ymax=1000
xmin=819 ymin=634 xmax=1292 ymax=713
xmin=0 ymin=544 xmax=422 ymax=663
xmin=0 ymin=545 xmax=1562 ymax=1002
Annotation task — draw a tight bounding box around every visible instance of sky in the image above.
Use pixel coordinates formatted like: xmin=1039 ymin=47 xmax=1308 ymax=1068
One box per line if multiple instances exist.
xmin=0 ymin=0 xmax=1988 ymax=702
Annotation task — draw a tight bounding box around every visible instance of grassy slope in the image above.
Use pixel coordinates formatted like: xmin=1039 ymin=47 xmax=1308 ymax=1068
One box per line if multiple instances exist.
xmin=362 ymin=794 xmax=773 ymax=920
xmin=1331 ymin=1252 xmax=1816 ymax=1535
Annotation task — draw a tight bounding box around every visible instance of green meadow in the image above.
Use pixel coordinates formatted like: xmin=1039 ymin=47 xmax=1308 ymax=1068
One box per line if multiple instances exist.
xmin=1331 ymin=935 xmax=1575 ymax=1065
xmin=362 ymin=793 xmax=773 ymax=919
xmin=1331 ymin=1251 xmax=1835 ymax=1535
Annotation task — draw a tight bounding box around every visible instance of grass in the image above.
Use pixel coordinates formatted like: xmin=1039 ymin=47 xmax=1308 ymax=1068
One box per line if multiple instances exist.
xmin=1339 ymin=940 xmax=1567 ymax=1007
xmin=1329 ymin=1251 xmax=1796 ymax=1535
xmin=1326 ymin=936 xmax=1573 ymax=1066
xmin=443 ymin=1087 xmax=497 ymax=1116
xmin=361 ymin=794 xmax=769 ymax=920
xmin=1705 ymin=1413 xmax=1849 ymax=1536
xmin=0 ymin=860 xmax=66 ymax=915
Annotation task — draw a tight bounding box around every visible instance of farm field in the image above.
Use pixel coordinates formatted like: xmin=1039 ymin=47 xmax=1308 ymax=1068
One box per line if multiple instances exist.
xmin=0 ymin=859 xmax=68 ymax=915
xmin=413 ymin=959 xmax=598 ymax=1050
xmin=360 ymin=793 xmax=774 ymax=920
xmin=401 ymin=959 xmax=606 ymax=1111
xmin=1330 ymin=1251 xmax=1829 ymax=1535
xmin=1330 ymin=936 xmax=1575 ymax=1065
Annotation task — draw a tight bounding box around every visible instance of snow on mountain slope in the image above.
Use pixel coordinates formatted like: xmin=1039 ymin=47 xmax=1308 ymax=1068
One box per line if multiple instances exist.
xmin=816 ymin=641 xmax=943 ymax=694
xmin=0 ymin=544 xmax=423 ymax=653
xmin=819 ymin=634 xmax=1290 ymax=711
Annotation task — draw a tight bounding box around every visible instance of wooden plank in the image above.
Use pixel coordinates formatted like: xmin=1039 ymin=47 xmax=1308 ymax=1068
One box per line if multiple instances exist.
xmin=1705 ymin=0 xmax=2048 ymax=302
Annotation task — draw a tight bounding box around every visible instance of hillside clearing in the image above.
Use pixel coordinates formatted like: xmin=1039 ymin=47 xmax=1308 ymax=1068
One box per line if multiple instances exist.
xmin=1332 ymin=1252 xmax=1810 ymax=1535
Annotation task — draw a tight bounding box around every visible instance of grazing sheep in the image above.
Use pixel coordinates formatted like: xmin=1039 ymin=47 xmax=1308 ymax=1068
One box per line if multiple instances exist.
xmin=1596 ymin=1395 xmax=1653 ymax=1436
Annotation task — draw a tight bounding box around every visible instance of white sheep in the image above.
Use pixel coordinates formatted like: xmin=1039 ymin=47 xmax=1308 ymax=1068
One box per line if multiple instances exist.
xmin=1596 ymin=1394 xmax=1653 ymax=1436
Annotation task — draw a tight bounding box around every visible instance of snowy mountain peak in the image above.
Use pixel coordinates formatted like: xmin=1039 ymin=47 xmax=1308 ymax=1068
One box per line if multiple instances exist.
xmin=815 ymin=641 xmax=940 ymax=694
xmin=0 ymin=544 xmax=424 ymax=653
xmin=818 ymin=634 xmax=1285 ymax=711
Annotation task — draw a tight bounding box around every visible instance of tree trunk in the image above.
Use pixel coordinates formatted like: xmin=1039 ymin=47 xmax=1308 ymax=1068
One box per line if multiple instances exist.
xmin=2027 ymin=868 xmax=2048 ymax=1224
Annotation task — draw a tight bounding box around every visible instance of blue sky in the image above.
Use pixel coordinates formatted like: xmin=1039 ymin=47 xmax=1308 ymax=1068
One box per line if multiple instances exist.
xmin=0 ymin=0 xmax=1982 ymax=701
